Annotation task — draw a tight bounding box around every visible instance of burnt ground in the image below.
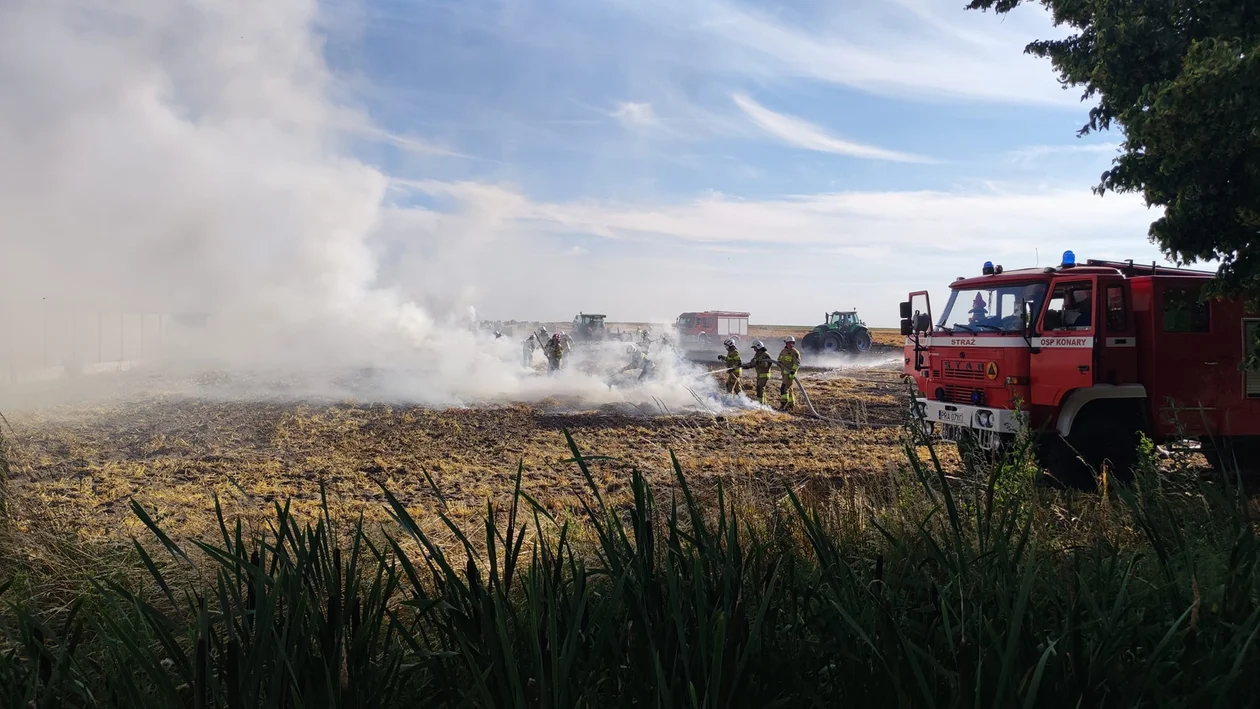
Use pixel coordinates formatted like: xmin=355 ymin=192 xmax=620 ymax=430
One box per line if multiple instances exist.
xmin=2 ymin=361 xmax=926 ymax=545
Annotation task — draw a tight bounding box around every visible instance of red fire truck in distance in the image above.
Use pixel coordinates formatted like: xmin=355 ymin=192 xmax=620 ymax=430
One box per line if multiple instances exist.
xmin=900 ymin=251 xmax=1260 ymax=485
xmin=674 ymin=311 xmax=750 ymax=346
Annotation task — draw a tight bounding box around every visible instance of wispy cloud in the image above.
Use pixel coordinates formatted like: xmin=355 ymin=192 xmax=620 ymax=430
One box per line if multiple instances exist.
xmin=379 ymin=179 xmax=1172 ymax=323
xmin=732 ymin=93 xmax=932 ymax=163
xmin=1006 ymin=142 xmax=1122 ymax=165
xmin=394 ymin=178 xmax=1158 ymax=253
xmin=612 ymin=101 xmax=660 ymax=128
xmin=342 ymin=121 xmax=471 ymax=159
xmin=638 ymin=0 xmax=1077 ymax=107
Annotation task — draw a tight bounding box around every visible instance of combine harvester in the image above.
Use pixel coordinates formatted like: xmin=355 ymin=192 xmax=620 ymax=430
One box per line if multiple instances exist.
xmin=901 ymin=251 xmax=1260 ymax=486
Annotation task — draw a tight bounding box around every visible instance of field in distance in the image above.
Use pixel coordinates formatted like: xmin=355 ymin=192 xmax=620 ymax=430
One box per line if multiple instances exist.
xmin=527 ymin=322 xmax=904 ymax=348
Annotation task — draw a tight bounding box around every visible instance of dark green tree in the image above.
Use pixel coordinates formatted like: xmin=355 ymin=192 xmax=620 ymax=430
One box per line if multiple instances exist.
xmin=967 ymin=0 xmax=1260 ymax=302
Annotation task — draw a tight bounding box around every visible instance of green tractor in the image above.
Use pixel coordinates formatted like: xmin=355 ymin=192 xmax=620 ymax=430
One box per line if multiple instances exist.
xmin=571 ymin=312 xmax=610 ymax=342
xmin=801 ymin=310 xmax=873 ymax=354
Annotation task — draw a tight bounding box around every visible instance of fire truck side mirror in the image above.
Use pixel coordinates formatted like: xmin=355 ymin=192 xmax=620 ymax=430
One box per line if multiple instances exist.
xmin=914 ymin=313 xmax=932 ymax=333
xmin=900 ymin=319 xmax=913 ymax=336
xmin=899 ymin=301 xmax=912 ymax=319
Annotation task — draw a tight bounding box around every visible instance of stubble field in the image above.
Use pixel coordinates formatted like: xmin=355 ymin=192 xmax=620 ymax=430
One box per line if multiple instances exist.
xmin=1 ymin=327 xmax=924 ymax=547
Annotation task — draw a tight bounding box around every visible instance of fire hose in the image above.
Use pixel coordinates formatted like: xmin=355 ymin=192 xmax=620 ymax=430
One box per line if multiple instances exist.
xmin=767 ymin=360 xmax=859 ymax=426
xmin=698 ymin=362 xmax=860 ymax=428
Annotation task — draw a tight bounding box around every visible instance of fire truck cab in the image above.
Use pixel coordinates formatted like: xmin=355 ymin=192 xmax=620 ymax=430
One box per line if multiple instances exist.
xmin=901 ymin=251 xmax=1260 ymax=484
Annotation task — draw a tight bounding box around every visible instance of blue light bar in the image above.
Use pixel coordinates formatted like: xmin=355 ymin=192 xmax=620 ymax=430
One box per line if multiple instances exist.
xmin=982 ymin=261 xmax=995 ymax=275
xmin=1062 ymin=250 xmax=1076 ymax=267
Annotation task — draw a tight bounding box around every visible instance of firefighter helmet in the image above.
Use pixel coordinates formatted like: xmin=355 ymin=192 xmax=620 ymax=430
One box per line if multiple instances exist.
xmin=784 ymin=336 xmax=796 ymax=344
xmin=723 ymin=338 xmax=736 ymax=348
xmin=752 ymin=340 xmax=765 ymax=349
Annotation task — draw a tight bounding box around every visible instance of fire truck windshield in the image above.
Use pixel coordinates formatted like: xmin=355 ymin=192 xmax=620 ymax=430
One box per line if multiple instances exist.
xmin=937 ymin=282 xmax=1047 ymax=334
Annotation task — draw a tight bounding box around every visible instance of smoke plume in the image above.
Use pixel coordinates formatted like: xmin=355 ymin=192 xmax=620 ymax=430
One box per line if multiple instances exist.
xmin=0 ymin=0 xmax=728 ymax=412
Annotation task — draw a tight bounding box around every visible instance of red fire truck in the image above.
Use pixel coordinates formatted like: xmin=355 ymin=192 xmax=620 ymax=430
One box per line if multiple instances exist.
xmin=674 ymin=311 xmax=750 ymax=346
xmin=900 ymin=251 xmax=1260 ymax=485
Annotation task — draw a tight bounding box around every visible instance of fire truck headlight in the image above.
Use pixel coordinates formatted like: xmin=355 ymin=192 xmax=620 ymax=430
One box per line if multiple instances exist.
xmin=970 ymin=389 xmax=985 ymax=405
xmin=976 ymin=410 xmax=994 ymax=429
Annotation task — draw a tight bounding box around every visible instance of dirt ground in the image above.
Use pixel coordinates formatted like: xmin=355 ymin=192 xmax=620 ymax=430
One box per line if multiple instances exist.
xmin=2 ymin=352 xmax=925 ymax=546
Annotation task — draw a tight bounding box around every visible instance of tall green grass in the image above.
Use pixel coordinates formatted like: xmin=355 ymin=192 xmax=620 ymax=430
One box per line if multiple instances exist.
xmin=0 ymin=412 xmax=10 ymax=523
xmin=1 ymin=427 xmax=1258 ymax=707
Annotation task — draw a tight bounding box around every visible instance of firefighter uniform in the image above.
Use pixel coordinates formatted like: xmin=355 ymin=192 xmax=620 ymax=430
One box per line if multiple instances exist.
xmin=622 ymin=350 xmax=656 ymax=381
xmin=746 ymin=348 xmax=774 ymax=405
xmin=543 ymin=338 xmax=564 ymax=375
xmin=719 ymin=346 xmax=743 ymax=395
xmin=777 ymin=345 xmax=802 ymax=409
xmin=522 ymin=337 xmax=536 ymax=367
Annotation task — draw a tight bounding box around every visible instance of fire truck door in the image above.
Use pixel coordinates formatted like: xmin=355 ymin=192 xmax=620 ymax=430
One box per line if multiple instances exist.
xmin=1096 ymin=277 xmax=1138 ymax=385
xmin=1031 ymin=278 xmax=1097 ymax=407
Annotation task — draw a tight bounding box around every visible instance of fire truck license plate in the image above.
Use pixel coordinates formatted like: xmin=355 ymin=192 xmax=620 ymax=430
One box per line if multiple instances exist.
xmin=936 ymin=410 xmax=966 ymax=424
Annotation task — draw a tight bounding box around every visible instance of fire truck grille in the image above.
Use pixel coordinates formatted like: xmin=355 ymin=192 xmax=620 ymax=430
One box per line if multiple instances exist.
xmin=940 ymin=385 xmax=980 ymax=404
xmin=942 ymin=360 xmax=986 ymax=381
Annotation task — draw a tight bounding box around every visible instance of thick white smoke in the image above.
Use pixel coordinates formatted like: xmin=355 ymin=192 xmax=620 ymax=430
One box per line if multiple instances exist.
xmin=0 ymin=0 xmax=728 ymax=411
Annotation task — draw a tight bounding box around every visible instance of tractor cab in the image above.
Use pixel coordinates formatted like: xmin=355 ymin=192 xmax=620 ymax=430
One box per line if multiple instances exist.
xmin=827 ymin=311 xmax=861 ymax=328
xmin=572 ymin=313 xmax=608 ymax=341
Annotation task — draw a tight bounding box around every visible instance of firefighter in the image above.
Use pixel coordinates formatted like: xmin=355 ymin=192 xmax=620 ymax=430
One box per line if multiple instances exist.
xmin=522 ymin=335 xmax=537 ymax=368
xmin=1065 ymin=289 xmax=1093 ymax=327
xmin=543 ymin=333 xmax=564 ymax=375
xmin=968 ymin=293 xmax=988 ymax=325
xmin=777 ymin=336 xmax=802 ymax=410
xmin=717 ymin=338 xmax=743 ymax=395
xmin=745 ymin=340 xmax=774 ymax=405
xmin=558 ymin=330 xmax=574 ymax=352
xmin=622 ymin=344 xmax=656 ymax=381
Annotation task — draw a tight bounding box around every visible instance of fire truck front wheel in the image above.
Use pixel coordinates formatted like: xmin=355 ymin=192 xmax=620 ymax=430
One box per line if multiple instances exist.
xmin=1043 ymin=404 xmax=1141 ymax=489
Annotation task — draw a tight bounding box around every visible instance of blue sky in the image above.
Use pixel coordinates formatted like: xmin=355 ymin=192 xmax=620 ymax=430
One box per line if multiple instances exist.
xmin=323 ymin=0 xmax=1172 ymax=327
